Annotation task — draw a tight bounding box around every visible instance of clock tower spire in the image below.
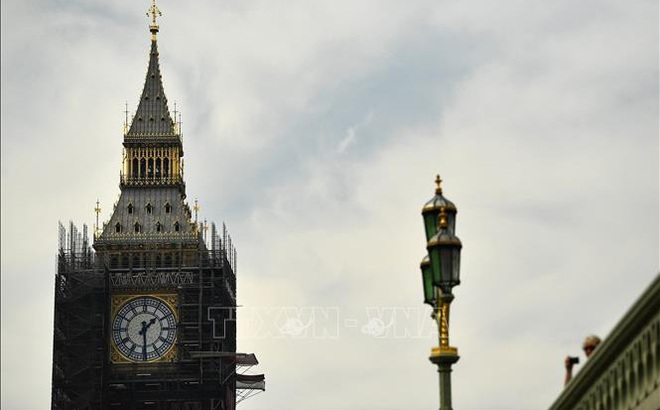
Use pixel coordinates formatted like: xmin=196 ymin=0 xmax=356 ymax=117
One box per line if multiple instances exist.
xmin=51 ymin=5 xmax=264 ymax=409
xmin=95 ymin=6 xmax=191 ymax=246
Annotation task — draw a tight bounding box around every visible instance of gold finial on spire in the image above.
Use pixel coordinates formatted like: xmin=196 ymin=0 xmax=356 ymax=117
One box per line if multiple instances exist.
xmin=147 ymin=0 xmax=162 ymax=39
xmin=434 ymin=174 xmax=443 ymax=195
xmin=94 ymin=199 xmax=102 ymax=238
xmin=193 ymin=198 xmax=200 ymax=224
xmin=438 ymin=206 xmax=448 ymax=229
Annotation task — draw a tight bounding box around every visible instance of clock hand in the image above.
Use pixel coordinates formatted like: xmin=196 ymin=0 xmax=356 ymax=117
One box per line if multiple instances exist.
xmin=142 ymin=327 xmax=148 ymax=360
xmin=138 ymin=318 xmax=158 ymax=361
xmin=138 ymin=320 xmax=149 ymax=360
xmin=139 ymin=320 xmax=148 ymax=336
xmin=141 ymin=317 xmax=158 ymax=334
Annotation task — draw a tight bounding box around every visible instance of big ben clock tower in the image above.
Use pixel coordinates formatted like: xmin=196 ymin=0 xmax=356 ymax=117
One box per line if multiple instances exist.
xmin=51 ymin=3 xmax=264 ymax=409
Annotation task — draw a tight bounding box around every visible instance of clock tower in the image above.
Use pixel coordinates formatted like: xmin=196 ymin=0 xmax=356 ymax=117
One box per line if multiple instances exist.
xmin=51 ymin=3 xmax=264 ymax=409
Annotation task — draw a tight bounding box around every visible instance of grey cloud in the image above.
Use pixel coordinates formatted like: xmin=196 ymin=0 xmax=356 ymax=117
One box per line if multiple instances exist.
xmin=2 ymin=0 xmax=657 ymax=409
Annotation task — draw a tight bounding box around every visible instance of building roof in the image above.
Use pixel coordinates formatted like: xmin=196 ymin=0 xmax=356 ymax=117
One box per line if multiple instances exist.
xmin=125 ymin=38 xmax=177 ymax=139
xmin=548 ymin=273 xmax=660 ymax=410
xmin=95 ymin=21 xmax=195 ymax=249
xmin=95 ymin=187 xmax=198 ymax=246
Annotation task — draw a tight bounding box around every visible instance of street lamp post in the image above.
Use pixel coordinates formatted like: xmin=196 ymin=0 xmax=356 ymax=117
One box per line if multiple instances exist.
xmin=420 ymin=175 xmax=463 ymax=410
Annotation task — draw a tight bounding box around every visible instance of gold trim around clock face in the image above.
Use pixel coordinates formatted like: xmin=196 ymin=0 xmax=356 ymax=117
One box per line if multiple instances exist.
xmin=110 ymin=293 xmax=179 ymax=364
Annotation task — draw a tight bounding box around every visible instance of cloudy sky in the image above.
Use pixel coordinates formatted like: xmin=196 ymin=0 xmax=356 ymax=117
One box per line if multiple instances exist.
xmin=1 ymin=0 xmax=658 ymax=409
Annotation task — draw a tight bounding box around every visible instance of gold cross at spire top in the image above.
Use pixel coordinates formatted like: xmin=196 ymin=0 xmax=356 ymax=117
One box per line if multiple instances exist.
xmin=147 ymin=0 xmax=162 ymax=38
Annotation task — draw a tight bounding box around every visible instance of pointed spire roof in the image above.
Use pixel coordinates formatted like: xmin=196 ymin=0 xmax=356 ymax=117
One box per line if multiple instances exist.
xmin=125 ymin=5 xmax=177 ymax=139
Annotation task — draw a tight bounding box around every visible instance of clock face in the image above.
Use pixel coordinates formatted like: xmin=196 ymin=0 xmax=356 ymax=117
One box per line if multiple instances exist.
xmin=111 ymin=296 xmax=177 ymax=362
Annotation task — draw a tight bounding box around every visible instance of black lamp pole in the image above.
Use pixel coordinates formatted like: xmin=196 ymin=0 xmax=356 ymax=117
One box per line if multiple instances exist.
xmin=420 ymin=175 xmax=462 ymax=410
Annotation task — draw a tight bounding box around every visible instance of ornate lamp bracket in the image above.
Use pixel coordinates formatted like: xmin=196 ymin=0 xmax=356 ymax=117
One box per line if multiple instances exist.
xmin=431 ymin=288 xmax=458 ymax=357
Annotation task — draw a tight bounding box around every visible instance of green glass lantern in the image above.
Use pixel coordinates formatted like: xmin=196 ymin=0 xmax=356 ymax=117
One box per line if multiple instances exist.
xmin=421 ymin=175 xmax=457 ymax=241
xmin=420 ymin=255 xmax=435 ymax=306
xmin=426 ymin=207 xmax=462 ymax=293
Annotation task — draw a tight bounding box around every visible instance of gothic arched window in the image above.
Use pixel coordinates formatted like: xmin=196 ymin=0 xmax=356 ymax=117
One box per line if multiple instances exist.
xmin=140 ymin=158 xmax=146 ymax=178
xmin=164 ymin=203 xmax=171 ymax=213
xmin=122 ymin=254 xmax=129 ymax=268
xmin=155 ymin=158 xmax=161 ymax=178
xmin=156 ymin=222 xmax=162 ymax=232
xmin=132 ymin=158 xmax=139 ymax=178
xmin=148 ymin=158 xmax=154 ymax=178
xmin=110 ymin=255 xmax=119 ymax=268
xmin=134 ymin=222 xmax=141 ymax=233
xmin=146 ymin=203 xmax=153 ymax=214
xmin=115 ymin=223 xmax=121 ymax=233
xmin=174 ymin=221 xmax=180 ymax=232
xmin=163 ymin=157 xmax=169 ymax=178
xmin=127 ymin=203 xmax=134 ymax=214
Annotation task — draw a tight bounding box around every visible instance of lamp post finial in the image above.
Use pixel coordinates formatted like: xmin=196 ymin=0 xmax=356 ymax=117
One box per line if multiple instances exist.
xmin=435 ymin=174 xmax=443 ymax=195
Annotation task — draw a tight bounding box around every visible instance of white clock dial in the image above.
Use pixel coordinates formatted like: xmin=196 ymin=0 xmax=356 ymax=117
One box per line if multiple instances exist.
xmin=112 ymin=296 xmax=177 ymax=362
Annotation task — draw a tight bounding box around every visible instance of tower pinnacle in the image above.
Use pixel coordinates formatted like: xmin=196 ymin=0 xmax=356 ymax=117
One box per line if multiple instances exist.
xmin=147 ymin=0 xmax=162 ymax=39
